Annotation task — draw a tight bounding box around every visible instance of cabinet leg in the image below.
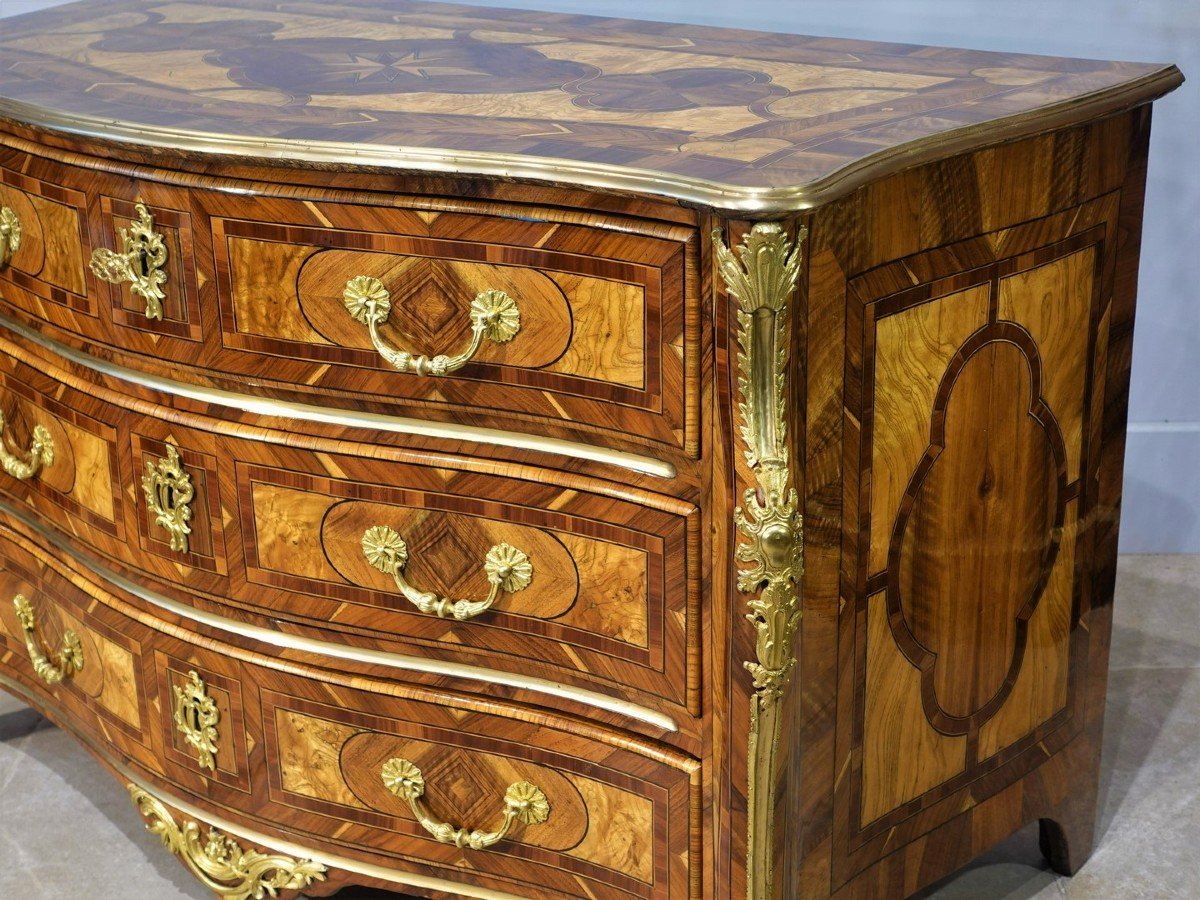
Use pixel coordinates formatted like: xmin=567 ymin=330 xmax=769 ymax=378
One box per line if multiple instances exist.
xmin=1038 ymin=809 xmax=1096 ymax=876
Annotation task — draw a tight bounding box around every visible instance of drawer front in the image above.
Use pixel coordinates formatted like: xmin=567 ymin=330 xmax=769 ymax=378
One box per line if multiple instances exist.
xmin=0 ymin=163 xmax=91 ymax=307
xmin=0 ymin=344 xmax=699 ymax=718
xmin=0 ymin=143 xmax=698 ymax=457
xmin=0 ymin=523 xmax=700 ymax=899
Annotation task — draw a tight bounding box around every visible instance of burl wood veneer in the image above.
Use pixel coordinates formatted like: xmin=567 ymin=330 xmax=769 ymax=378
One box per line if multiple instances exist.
xmin=0 ymin=2 xmax=1182 ymax=898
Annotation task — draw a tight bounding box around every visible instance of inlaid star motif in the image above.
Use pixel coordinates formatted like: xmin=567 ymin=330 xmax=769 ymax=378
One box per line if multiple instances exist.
xmin=322 ymin=50 xmax=480 ymax=83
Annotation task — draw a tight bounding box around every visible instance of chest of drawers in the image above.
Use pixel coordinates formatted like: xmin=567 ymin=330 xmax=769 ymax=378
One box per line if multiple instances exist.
xmin=0 ymin=2 xmax=1181 ymax=898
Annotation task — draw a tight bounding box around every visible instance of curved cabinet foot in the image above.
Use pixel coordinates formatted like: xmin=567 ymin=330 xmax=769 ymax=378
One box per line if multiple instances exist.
xmin=1038 ymin=811 xmax=1097 ymax=876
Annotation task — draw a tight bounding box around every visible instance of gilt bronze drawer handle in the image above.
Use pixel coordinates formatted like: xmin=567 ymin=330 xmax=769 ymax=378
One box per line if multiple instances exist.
xmin=0 ymin=410 xmax=55 ymax=481
xmin=0 ymin=206 xmax=20 ymax=268
xmin=382 ymin=757 xmax=550 ymax=851
xmin=342 ymin=274 xmax=521 ymax=376
xmin=143 ymin=443 xmax=195 ymax=554
xmin=13 ymin=594 xmax=83 ymax=685
xmin=361 ymin=524 xmax=532 ymax=621
xmin=90 ymin=202 xmax=169 ymax=320
xmin=173 ymin=670 xmax=220 ymax=772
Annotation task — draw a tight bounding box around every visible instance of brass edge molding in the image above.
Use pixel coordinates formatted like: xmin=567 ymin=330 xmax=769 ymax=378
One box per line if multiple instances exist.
xmin=128 ymin=785 xmax=326 ymax=899
xmin=714 ymin=222 xmax=805 ymax=899
xmin=0 ymin=66 xmax=1181 ymax=213
xmin=0 ymin=671 xmax=527 ymax=900
xmin=0 ymin=497 xmax=678 ymax=732
xmin=0 ymin=311 xmax=675 ymax=479
xmin=173 ymin=669 xmax=219 ymax=772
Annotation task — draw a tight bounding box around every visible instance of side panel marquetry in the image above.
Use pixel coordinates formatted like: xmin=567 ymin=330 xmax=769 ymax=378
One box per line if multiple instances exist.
xmin=847 ymin=198 xmax=1112 ymax=854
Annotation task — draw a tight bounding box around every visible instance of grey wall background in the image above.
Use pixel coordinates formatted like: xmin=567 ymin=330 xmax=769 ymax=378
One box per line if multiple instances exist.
xmin=1 ymin=0 xmax=1197 ymax=551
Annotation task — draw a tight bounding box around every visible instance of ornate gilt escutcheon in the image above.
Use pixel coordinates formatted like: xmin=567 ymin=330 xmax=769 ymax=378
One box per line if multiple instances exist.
xmin=381 ymin=757 xmax=550 ymax=851
xmin=714 ymin=222 xmax=805 ymax=899
xmin=342 ymin=274 xmax=521 ymax=375
xmin=128 ymin=785 xmax=327 ymax=899
xmin=89 ymin=202 xmax=169 ymax=320
xmin=0 ymin=410 xmax=54 ymax=481
xmin=360 ymin=524 xmax=532 ymax=620
xmin=0 ymin=205 xmax=20 ymax=268
xmin=12 ymin=594 xmax=83 ymax=685
xmin=173 ymin=670 xmax=220 ymax=772
xmin=143 ymin=443 xmax=194 ymax=554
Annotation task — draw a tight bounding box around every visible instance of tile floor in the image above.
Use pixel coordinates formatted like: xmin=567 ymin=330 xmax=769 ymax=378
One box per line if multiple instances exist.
xmin=0 ymin=555 xmax=1196 ymax=899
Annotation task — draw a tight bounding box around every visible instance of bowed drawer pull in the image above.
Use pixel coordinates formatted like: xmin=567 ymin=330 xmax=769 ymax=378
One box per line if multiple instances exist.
xmin=342 ymin=274 xmax=521 ymax=376
xmin=0 ymin=206 xmax=20 ymax=268
xmin=90 ymin=202 xmax=169 ymax=320
xmin=382 ymin=757 xmax=550 ymax=851
xmin=360 ymin=524 xmax=532 ymax=621
xmin=0 ymin=410 xmax=54 ymax=481
xmin=13 ymin=594 xmax=83 ymax=685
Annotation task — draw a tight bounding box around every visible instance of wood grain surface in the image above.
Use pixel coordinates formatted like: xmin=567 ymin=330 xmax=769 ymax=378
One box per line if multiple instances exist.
xmin=0 ymin=0 xmax=1179 ymax=206
xmin=0 ymin=341 xmax=701 ymax=731
xmin=0 ymin=5 xmax=1180 ymax=896
xmin=0 ymin=145 xmax=700 ymax=460
xmin=783 ymin=107 xmax=1155 ymax=898
xmin=0 ymin=519 xmax=700 ymax=898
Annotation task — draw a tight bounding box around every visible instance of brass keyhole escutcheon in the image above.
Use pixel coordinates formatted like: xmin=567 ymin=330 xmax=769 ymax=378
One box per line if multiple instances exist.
xmin=142 ymin=443 xmax=195 ymax=554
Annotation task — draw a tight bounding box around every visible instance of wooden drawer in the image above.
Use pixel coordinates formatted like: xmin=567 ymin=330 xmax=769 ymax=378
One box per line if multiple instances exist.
xmin=0 ymin=341 xmax=699 ymax=721
xmin=0 ymin=163 xmax=91 ymax=306
xmin=0 ymin=143 xmax=699 ymax=458
xmin=0 ymin=522 xmax=701 ymax=899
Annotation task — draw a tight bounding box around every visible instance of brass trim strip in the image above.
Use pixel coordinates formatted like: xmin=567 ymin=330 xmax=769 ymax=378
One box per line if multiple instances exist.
xmin=0 ymin=66 xmax=1181 ymax=213
xmin=714 ymin=223 xmax=806 ymax=899
xmin=0 ymin=313 xmax=675 ymax=479
xmin=0 ymin=673 xmax=525 ymax=900
xmin=0 ymin=497 xmax=677 ymax=732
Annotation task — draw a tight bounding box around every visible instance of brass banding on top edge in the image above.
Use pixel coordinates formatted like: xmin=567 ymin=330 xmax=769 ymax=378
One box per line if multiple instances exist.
xmin=0 ymin=68 xmax=1181 ymax=214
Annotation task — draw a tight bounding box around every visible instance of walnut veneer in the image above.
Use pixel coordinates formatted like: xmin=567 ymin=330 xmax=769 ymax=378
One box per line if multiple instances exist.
xmin=0 ymin=2 xmax=1182 ymax=898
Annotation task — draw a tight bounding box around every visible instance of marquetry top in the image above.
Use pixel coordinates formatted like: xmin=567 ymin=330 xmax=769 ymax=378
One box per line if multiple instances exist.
xmin=0 ymin=0 xmax=1182 ymax=210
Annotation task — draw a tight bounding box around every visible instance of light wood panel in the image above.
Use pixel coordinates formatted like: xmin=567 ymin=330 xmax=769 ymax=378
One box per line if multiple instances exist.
xmin=999 ymin=248 xmax=1096 ymax=481
xmin=869 ymin=284 xmax=990 ymax=574
xmin=861 ymin=591 xmax=966 ymax=824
